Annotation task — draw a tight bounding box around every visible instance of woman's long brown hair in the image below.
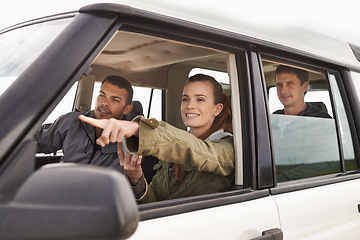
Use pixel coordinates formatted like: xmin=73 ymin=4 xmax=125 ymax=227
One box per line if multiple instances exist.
xmin=174 ymin=74 xmax=233 ymax=181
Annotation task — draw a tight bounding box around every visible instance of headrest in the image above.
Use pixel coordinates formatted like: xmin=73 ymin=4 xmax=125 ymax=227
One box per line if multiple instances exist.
xmin=306 ymin=101 xmax=328 ymax=113
xmin=124 ymin=100 xmax=144 ymax=121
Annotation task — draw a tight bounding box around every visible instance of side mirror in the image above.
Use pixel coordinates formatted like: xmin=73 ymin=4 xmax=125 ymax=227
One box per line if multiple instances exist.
xmin=0 ymin=164 xmax=139 ymax=239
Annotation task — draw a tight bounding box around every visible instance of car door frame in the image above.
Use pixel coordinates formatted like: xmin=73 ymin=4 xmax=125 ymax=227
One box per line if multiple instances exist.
xmin=254 ymin=44 xmax=360 ymax=238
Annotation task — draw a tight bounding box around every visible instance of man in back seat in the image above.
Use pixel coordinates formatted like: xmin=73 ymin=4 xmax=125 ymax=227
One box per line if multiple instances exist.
xmin=273 ymin=65 xmax=331 ymax=118
xmin=272 ymin=65 xmax=336 ymax=181
xmin=36 ymin=75 xmax=134 ymax=172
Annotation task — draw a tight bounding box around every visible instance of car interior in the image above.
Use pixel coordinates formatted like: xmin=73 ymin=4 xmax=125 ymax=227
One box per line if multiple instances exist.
xmin=77 ymin=30 xmax=230 ymax=127
xmin=35 ymin=29 xmax=237 ymax=187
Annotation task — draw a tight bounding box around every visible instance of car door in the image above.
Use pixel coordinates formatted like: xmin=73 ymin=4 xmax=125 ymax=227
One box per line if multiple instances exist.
xmin=260 ymin=51 xmax=360 ymax=239
xmin=131 ymin=197 xmax=280 ymax=240
xmin=94 ymin=5 xmax=282 ymax=240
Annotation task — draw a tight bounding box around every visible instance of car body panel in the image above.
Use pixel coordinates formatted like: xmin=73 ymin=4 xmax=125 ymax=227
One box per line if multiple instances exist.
xmin=131 ymin=196 xmax=279 ymax=240
xmin=273 ymin=179 xmax=360 ymax=239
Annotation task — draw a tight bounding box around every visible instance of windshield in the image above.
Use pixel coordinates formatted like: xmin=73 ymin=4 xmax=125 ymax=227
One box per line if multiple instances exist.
xmin=0 ymin=18 xmax=72 ymax=95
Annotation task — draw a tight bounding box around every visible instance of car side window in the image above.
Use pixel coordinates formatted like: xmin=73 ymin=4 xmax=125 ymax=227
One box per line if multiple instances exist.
xmin=263 ymin=59 xmax=342 ymax=182
xmin=84 ymin=30 xmax=238 ymax=203
xmin=43 ymin=82 xmax=78 ymax=124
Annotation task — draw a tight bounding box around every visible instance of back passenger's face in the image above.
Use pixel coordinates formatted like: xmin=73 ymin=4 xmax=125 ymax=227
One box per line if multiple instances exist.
xmin=276 ymin=72 xmax=308 ymax=109
xmin=94 ymin=81 xmax=131 ymax=120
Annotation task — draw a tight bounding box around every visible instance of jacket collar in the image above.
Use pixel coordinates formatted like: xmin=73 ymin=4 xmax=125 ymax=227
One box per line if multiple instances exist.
xmin=80 ymin=110 xmax=96 ymax=144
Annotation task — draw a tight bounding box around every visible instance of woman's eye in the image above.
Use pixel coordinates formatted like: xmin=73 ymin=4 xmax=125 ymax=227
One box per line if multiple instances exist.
xmin=182 ymin=98 xmax=188 ymax=102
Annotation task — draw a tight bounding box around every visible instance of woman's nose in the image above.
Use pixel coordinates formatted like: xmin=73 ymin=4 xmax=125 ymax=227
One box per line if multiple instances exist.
xmin=186 ymin=100 xmax=195 ymax=109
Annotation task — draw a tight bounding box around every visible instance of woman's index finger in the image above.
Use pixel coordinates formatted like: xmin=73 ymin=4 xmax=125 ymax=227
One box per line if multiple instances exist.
xmin=79 ymin=115 xmax=105 ymax=129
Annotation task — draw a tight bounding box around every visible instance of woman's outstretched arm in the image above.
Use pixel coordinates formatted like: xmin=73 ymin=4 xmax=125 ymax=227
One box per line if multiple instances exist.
xmin=79 ymin=115 xmax=139 ymax=147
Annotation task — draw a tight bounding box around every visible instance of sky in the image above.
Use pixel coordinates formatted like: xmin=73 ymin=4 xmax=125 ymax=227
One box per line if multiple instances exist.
xmin=0 ymin=0 xmax=360 ymax=45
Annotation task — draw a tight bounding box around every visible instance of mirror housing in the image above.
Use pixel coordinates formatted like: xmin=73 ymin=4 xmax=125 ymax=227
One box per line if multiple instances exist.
xmin=0 ymin=164 xmax=139 ymax=239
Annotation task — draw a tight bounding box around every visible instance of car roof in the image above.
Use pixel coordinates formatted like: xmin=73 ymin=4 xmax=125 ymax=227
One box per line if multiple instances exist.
xmin=87 ymin=1 xmax=360 ymax=69
xmin=2 ymin=0 xmax=360 ymax=70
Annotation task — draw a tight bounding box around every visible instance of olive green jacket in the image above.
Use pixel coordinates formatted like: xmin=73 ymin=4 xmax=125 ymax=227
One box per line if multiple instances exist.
xmin=126 ymin=118 xmax=234 ymax=203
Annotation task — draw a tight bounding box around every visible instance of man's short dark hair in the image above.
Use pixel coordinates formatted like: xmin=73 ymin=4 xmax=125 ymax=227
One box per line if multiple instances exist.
xmin=275 ymin=65 xmax=309 ymax=85
xmin=102 ymin=75 xmax=133 ymax=105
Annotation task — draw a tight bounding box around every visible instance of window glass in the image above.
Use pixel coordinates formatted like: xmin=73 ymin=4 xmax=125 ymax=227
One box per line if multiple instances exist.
xmin=0 ymin=18 xmax=71 ymax=96
xmin=262 ymin=59 xmax=341 ymax=181
xmin=329 ymin=73 xmax=356 ymax=170
xmin=271 ymin=114 xmax=340 ymax=181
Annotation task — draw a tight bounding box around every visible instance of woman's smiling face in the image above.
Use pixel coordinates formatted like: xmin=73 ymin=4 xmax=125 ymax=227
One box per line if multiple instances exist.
xmin=181 ymin=81 xmax=223 ymax=137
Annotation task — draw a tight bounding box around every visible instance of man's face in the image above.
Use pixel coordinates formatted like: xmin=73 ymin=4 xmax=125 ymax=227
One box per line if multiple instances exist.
xmin=94 ymin=81 xmax=132 ymax=120
xmin=276 ymin=72 xmax=308 ymax=109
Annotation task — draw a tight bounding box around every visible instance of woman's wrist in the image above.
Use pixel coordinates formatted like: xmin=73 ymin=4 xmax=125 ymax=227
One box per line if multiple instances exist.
xmin=127 ymin=174 xmax=146 ymax=199
xmin=129 ymin=174 xmax=143 ymax=186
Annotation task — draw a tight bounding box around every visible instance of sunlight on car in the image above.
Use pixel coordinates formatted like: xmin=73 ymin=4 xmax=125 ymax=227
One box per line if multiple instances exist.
xmin=0 ymin=76 xmax=16 ymax=96
xmin=190 ymin=68 xmax=229 ymax=84
xmin=43 ymin=83 xmax=78 ymax=124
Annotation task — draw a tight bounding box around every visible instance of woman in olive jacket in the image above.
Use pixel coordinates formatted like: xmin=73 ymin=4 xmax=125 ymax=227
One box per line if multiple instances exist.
xmin=80 ymin=74 xmax=234 ymax=203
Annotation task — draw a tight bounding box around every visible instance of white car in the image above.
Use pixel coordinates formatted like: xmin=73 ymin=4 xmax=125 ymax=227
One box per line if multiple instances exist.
xmin=1 ymin=1 xmax=360 ymax=239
